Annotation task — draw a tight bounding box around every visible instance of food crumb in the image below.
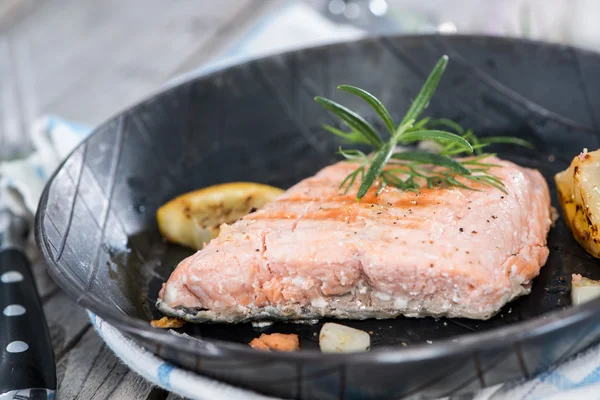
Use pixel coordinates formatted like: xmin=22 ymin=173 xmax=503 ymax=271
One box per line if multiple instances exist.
xmin=150 ymin=316 xmax=185 ymax=329
xmin=550 ymin=206 xmax=559 ymax=227
xmin=249 ymin=338 xmax=271 ymax=351
xmin=249 ymin=333 xmax=300 ymax=352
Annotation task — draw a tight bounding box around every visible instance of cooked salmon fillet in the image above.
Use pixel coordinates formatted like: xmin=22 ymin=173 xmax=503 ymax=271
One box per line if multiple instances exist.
xmin=157 ymin=156 xmax=552 ymax=322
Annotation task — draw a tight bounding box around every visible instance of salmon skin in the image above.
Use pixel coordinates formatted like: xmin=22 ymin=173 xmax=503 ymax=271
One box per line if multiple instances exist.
xmin=157 ymin=157 xmax=552 ymax=322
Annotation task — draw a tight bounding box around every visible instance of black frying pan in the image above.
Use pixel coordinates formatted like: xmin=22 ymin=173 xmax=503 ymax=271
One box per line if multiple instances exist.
xmin=35 ymin=35 xmax=600 ymax=400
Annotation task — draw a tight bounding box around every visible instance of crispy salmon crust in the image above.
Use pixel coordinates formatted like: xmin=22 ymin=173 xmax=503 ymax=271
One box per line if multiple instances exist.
xmin=157 ymin=157 xmax=552 ymax=322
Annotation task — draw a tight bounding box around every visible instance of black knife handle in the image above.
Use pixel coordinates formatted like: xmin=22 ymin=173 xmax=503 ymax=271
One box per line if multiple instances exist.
xmin=0 ymin=248 xmax=56 ymax=397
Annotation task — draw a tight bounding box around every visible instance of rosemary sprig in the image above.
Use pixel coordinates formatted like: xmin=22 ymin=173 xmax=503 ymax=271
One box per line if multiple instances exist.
xmin=314 ymin=55 xmax=533 ymax=200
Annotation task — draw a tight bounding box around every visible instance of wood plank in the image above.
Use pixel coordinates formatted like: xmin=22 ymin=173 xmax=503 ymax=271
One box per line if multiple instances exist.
xmin=57 ymin=328 xmax=174 ymax=400
xmin=91 ymin=370 xmax=157 ymax=400
xmin=56 ymin=328 xmax=107 ymax=399
xmin=30 ymin=249 xmax=60 ymax=300
xmin=43 ymin=289 xmax=91 ymax=359
xmin=57 ymin=328 xmax=125 ymax=399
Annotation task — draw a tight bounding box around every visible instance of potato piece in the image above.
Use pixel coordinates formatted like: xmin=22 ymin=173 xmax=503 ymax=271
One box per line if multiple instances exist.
xmin=571 ymin=274 xmax=600 ymax=305
xmin=157 ymin=182 xmax=284 ymax=250
xmin=555 ymin=148 xmax=600 ymax=258
xmin=319 ymin=323 xmax=371 ymax=353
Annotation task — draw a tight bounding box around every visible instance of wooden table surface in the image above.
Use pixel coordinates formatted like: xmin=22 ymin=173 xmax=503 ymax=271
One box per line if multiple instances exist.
xmin=0 ymin=1 xmax=278 ymax=398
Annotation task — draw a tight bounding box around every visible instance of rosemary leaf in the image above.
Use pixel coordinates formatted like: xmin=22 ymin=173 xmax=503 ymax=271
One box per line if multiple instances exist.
xmin=479 ymin=173 xmax=505 ymax=185
xmin=478 ymin=136 xmax=534 ymax=149
xmin=340 ymin=167 xmax=364 ymax=194
xmin=400 ymin=55 xmax=448 ymax=126
xmin=376 ymin=180 xmax=388 ymax=196
xmin=461 ymin=153 xmax=497 ymax=163
xmin=391 ymin=151 xmax=471 ymax=174
xmin=467 ymin=175 xmax=507 ymax=193
xmin=382 ymin=171 xmax=408 ymax=190
xmin=445 ymin=176 xmax=473 ymax=190
xmin=337 ymin=85 xmax=396 ymax=135
xmin=413 ymin=117 xmax=431 ymax=129
xmin=462 ymin=161 xmax=503 ymax=168
xmin=315 ymin=97 xmax=383 ymax=149
xmin=338 ymin=147 xmax=368 ymax=160
xmin=400 ymin=130 xmax=473 ymax=153
xmin=442 ymin=143 xmax=488 ymax=156
xmin=357 ymin=140 xmax=396 ymax=199
xmin=430 ymin=118 xmax=465 ymax=134
xmin=324 ymin=124 xmax=371 ymax=145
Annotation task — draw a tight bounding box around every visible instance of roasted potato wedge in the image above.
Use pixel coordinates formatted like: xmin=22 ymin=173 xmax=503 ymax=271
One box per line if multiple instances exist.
xmin=555 ymin=149 xmax=600 ymax=258
xmin=157 ymin=182 xmax=284 ymax=250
